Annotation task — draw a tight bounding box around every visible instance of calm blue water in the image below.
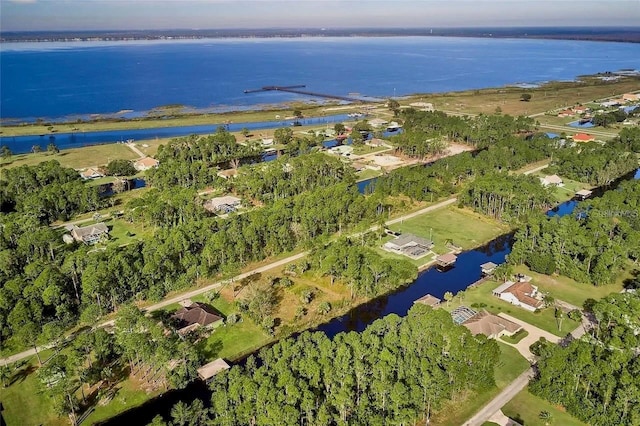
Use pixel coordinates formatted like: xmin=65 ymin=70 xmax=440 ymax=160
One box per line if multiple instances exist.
xmin=568 ymin=120 xmax=595 ymax=128
xmin=2 ymin=37 xmax=640 ymax=120
xmin=0 ymin=114 xmax=350 ymax=153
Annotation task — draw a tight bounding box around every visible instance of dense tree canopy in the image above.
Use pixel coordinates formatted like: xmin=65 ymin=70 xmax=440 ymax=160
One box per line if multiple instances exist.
xmin=202 ymin=305 xmax=499 ymax=425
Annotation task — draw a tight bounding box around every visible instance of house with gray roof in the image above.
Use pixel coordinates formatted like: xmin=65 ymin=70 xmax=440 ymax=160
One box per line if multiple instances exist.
xmin=69 ymin=223 xmax=109 ymax=245
xmin=383 ymin=233 xmax=434 ymax=259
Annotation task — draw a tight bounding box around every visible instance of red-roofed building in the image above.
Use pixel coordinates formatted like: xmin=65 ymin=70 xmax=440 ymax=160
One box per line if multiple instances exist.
xmin=492 ymin=281 xmax=543 ymax=312
xmin=557 ymin=109 xmax=574 ymax=117
xmin=572 ymin=133 xmax=595 ymax=143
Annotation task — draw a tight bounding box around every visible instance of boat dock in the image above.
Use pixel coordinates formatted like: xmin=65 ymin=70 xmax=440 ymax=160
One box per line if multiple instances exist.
xmin=244 ymin=85 xmax=365 ymax=102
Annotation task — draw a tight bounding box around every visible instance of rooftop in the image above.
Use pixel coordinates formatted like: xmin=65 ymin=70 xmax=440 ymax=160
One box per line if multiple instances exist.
xmin=462 ymin=310 xmax=521 ymax=337
xmin=451 ymin=305 xmax=478 ymax=325
xmin=390 ymin=233 xmax=434 ymax=248
xmin=197 ymin=358 xmax=230 ymax=381
xmin=71 ymin=222 xmax=109 ymax=238
xmin=414 ymin=293 xmax=441 ymax=307
xmin=171 ymin=302 xmax=223 ymax=329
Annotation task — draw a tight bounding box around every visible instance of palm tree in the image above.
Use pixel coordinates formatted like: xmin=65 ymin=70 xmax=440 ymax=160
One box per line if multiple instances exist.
xmin=444 ymin=291 xmax=454 ymax=307
xmin=539 ymin=410 xmax=553 ymax=425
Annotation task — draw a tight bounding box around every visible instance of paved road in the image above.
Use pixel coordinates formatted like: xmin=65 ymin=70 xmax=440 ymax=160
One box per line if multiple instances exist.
xmin=1 ymin=195 xmax=463 ymax=365
xmin=498 ymin=313 xmax=561 ymax=361
xmin=537 ymin=123 xmax=617 ymax=138
xmin=464 ymin=368 xmax=534 ymax=426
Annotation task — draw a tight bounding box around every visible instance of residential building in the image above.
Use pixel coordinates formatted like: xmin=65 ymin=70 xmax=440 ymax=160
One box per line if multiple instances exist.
xmin=204 ymin=195 xmax=242 ymax=214
xmin=171 ymin=302 xmax=223 ymax=335
xmin=540 ymin=174 xmax=564 ymax=187
xmin=572 ymin=133 xmax=595 ymax=143
xmin=492 ymin=281 xmax=543 ymax=312
xmin=462 ymin=310 xmax=522 ymax=339
xmin=69 ymin=223 xmax=109 ymax=245
xmin=134 ymin=157 xmax=159 ymax=171
xmin=383 ymin=233 xmax=434 ymax=259
xmin=622 ymin=93 xmax=640 ymax=102
xmin=79 ymin=168 xmax=104 ymax=180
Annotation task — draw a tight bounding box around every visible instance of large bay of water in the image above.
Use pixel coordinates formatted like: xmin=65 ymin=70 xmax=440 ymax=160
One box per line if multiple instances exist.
xmin=2 ymin=37 xmax=640 ymax=120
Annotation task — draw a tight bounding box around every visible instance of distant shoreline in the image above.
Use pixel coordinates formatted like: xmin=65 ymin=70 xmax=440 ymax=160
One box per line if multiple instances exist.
xmin=2 ymin=27 xmax=640 ymax=44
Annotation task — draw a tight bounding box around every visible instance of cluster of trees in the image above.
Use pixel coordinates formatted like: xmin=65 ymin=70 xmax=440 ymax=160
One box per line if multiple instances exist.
xmin=611 ymin=126 xmax=640 ymax=152
xmin=148 ymin=128 xmax=263 ymax=189
xmin=530 ymin=292 xmax=640 ymax=425
xmin=375 ymin=133 xmax=555 ymax=202
xmin=552 ymin=141 xmax=638 ymax=186
xmin=233 ymin=153 xmax=354 ymax=202
xmin=105 ymin=159 xmax=136 ymax=176
xmin=309 ymin=237 xmax=417 ymax=298
xmin=592 ymin=108 xmax=630 ymax=127
xmin=397 ymin=109 xmax=534 ymax=149
xmin=0 ymin=160 xmax=101 ymax=223
xmin=460 ymin=173 xmax=555 ymax=222
xmin=509 ymin=181 xmax=640 ymax=285
xmin=154 ymin=305 xmax=498 ymax=425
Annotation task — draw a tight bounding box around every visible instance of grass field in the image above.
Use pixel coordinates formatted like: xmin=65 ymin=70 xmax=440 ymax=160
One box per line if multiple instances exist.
xmin=500 ymin=329 xmax=529 ymax=344
xmin=512 ymin=264 xmax=625 ymax=307
xmin=444 ymin=280 xmax=580 ymax=336
xmin=502 ymin=389 xmax=587 ymax=426
xmin=434 ymin=342 xmax=530 ymax=425
xmin=81 ymin=380 xmax=163 ymax=426
xmin=421 ymin=77 xmax=640 ymax=117
xmin=0 ymin=143 xmax=139 ymax=170
xmin=388 ymin=206 xmax=512 ymax=251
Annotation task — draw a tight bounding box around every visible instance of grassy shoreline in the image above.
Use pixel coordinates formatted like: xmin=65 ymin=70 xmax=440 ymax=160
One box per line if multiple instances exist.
xmin=1 ymin=75 xmax=638 ymax=137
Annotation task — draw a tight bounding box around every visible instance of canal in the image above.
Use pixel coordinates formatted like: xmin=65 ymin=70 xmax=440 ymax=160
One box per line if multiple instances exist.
xmin=100 ymin=168 xmax=639 ymax=425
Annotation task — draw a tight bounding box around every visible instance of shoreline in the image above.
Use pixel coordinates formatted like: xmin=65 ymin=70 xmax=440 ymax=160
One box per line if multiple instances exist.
xmin=2 ymin=73 xmax=639 ymax=138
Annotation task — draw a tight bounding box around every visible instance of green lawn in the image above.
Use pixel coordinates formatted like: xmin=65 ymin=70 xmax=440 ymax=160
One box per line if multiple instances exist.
xmin=435 ymin=342 xmax=529 ymax=425
xmin=445 ymin=280 xmax=580 ymax=337
xmin=0 ymin=356 xmax=68 ymax=426
xmin=81 ymin=380 xmax=163 ymax=426
xmin=197 ymin=319 xmax=272 ymax=361
xmin=531 ymin=172 xmax=592 ymax=203
xmin=352 ymin=145 xmax=389 ymax=155
xmin=512 ymin=265 xmax=624 ymax=308
xmin=502 ymin=389 xmax=587 ymax=426
xmin=389 ymin=206 xmax=512 ymax=251
xmin=0 ymin=143 xmax=138 ymax=170
xmin=356 ymin=168 xmax=383 ymax=181
xmin=500 ymin=329 xmax=529 ymax=344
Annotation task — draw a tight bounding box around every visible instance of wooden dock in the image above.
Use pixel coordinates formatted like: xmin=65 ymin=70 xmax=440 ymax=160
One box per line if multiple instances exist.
xmin=244 ymin=85 xmax=365 ymax=102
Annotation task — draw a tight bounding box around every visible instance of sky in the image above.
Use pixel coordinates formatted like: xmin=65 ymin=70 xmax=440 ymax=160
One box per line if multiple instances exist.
xmin=2 ymin=0 xmax=639 ymax=32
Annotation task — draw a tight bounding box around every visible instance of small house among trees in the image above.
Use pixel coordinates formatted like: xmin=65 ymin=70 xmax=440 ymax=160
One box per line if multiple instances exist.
xmin=171 ymin=302 xmax=223 ymax=335
xmin=68 ymin=222 xmax=109 ymax=245
xmin=492 ymin=281 xmax=543 ymax=311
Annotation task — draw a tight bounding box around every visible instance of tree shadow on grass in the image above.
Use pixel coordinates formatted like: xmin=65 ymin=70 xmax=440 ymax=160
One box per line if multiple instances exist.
xmin=8 ymin=364 xmax=36 ymax=386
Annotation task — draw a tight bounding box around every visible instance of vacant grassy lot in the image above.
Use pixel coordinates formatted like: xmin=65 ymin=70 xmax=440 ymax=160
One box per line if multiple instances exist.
xmin=434 ymin=342 xmax=529 ymax=425
xmin=0 ymin=143 xmax=138 ymax=170
xmin=389 ymin=206 xmax=512 ymax=251
xmin=444 ymin=280 xmax=580 ymax=336
xmin=503 ymin=389 xmax=587 ymax=426
xmin=512 ymin=264 xmax=625 ymax=307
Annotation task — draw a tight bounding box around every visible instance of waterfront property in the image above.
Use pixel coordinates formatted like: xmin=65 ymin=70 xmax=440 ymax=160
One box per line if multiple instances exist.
xmin=492 ymin=281 xmax=543 ymax=312
xmin=540 ymin=174 xmax=564 ymax=187
xmin=451 ymin=306 xmax=478 ymax=324
xmin=203 ymin=195 xmax=242 ymax=214
xmin=436 ymin=253 xmax=458 ymax=268
xmin=383 ymin=233 xmax=434 ymax=259
xmin=80 ymin=167 xmax=105 ymax=180
xmin=461 ymin=310 xmax=522 ymax=339
xmin=413 ymin=293 xmax=441 ymax=308
xmin=67 ymin=222 xmax=109 ymax=245
xmin=575 ymin=189 xmax=593 ymax=200
xmin=133 ymin=157 xmax=159 ymax=171
xmin=197 ymin=358 xmax=230 ymax=382
xmin=480 ymin=262 xmax=499 ymax=275
xmin=171 ymin=302 xmax=224 ymax=335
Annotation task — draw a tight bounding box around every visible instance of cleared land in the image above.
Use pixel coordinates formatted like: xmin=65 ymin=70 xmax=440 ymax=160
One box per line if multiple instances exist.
xmin=0 ymin=143 xmax=139 ymax=170
xmin=502 ymin=388 xmax=587 ymax=426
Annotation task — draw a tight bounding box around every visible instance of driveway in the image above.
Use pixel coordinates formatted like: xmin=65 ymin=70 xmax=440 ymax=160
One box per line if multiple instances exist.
xmin=498 ymin=313 xmax=561 ymax=361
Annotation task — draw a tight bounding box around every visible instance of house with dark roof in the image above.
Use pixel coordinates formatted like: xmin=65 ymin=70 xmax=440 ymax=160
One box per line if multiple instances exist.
xmin=69 ymin=223 xmax=109 ymax=245
xmin=462 ymin=310 xmax=522 ymax=339
xmin=492 ymin=281 xmax=543 ymax=312
xmin=383 ymin=233 xmax=434 ymax=259
xmin=171 ymin=302 xmax=223 ymax=335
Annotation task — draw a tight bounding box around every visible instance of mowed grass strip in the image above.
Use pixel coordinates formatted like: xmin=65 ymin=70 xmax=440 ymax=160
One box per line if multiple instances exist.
xmin=502 ymin=389 xmax=587 ymax=426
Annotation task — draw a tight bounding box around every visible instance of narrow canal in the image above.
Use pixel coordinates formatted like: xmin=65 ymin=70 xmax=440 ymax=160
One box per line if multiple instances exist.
xmin=100 ymin=168 xmax=639 ymax=425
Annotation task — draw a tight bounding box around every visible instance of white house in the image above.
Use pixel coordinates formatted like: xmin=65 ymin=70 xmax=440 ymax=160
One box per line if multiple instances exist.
xmin=492 ymin=281 xmax=543 ymax=312
xmin=134 ymin=157 xmax=159 ymax=171
xmin=540 ymin=174 xmax=564 ymax=187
